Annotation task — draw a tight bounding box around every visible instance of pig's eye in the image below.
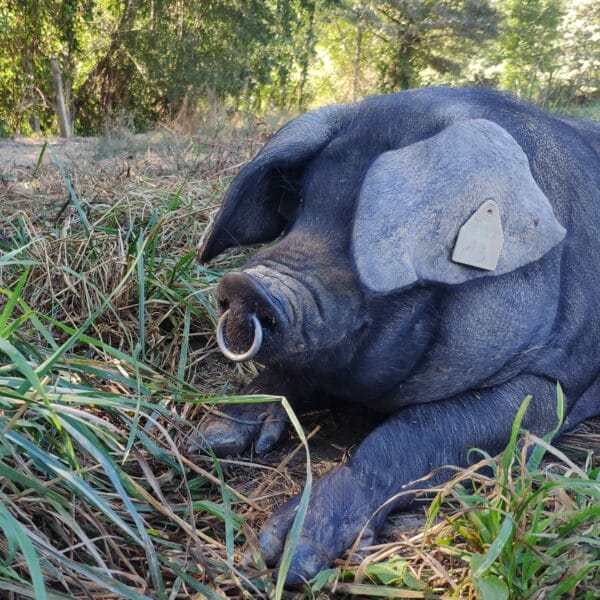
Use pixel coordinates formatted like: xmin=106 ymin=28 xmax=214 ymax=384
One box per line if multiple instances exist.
xmin=277 ymin=196 xmax=303 ymax=223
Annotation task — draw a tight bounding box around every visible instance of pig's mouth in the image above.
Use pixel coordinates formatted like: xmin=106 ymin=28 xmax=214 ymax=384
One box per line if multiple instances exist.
xmin=216 ymin=310 xmax=263 ymax=362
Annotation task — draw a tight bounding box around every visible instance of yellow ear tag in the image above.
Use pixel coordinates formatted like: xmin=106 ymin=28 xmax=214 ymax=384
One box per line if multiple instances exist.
xmin=452 ymin=199 xmax=504 ymax=271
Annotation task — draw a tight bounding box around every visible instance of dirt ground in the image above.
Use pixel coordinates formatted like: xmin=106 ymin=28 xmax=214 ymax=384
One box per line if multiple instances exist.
xmin=0 ymin=135 xmax=99 ymax=171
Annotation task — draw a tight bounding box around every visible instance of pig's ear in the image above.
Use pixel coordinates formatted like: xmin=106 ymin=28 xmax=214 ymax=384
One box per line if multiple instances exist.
xmin=352 ymin=119 xmax=566 ymax=293
xmin=200 ymin=105 xmax=347 ymax=262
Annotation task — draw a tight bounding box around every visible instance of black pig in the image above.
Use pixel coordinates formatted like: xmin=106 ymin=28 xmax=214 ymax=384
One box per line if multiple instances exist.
xmin=196 ymin=87 xmax=600 ymax=583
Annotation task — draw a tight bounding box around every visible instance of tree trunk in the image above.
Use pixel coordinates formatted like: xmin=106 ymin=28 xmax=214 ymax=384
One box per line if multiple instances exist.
xmin=51 ymin=58 xmax=72 ymax=138
xmin=352 ymin=24 xmax=363 ymax=102
xmin=297 ymin=0 xmax=316 ymax=110
xmin=206 ymin=86 xmax=218 ymax=121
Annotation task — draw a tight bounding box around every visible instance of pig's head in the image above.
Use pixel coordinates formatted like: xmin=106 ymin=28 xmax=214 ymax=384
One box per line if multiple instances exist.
xmin=199 ymin=101 xmax=565 ymax=374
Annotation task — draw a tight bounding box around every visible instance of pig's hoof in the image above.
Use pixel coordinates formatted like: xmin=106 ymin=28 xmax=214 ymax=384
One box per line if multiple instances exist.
xmin=259 ymin=466 xmax=377 ymax=585
xmin=187 ymin=401 xmax=289 ymax=457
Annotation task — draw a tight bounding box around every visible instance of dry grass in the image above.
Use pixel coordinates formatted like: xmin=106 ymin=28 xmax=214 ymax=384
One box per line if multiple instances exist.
xmin=0 ymin=120 xmax=598 ymax=599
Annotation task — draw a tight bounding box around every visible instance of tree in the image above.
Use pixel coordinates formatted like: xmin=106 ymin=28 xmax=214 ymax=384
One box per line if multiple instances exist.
xmin=0 ymin=0 xmax=94 ymax=135
xmin=555 ymin=0 xmax=600 ymax=101
xmin=344 ymin=0 xmax=499 ymax=91
xmin=0 ymin=0 xmax=596 ymax=137
xmin=0 ymin=0 xmax=325 ymax=135
xmin=497 ymin=0 xmax=565 ymax=100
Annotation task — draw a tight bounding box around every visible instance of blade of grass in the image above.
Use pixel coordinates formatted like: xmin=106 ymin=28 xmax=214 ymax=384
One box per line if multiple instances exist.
xmin=177 ymin=304 xmax=191 ymax=382
xmin=0 ymin=581 xmax=71 ymax=600
xmin=527 ymin=382 xmax=565 ymax=470
xmin=136 ymin=230 xmax=146 ymax=357
xmin=0 ymin=338 xmax=76 ymax=466
xmin=546 ymin=562 xmax=600 ymax=600
xmin=0 ymin=461 xmax=69 ymax=507
xmin=0 ymin=338 xmax=48 ymax=401
xmin=58 ymin=416 xmax=166 ymax=597
xmin=321 ymin=581 xmax=430 ymax=598
xmin=0 ymin=291 xmax=60 ymax=350
xmin=472 ymin=515 xmax=515 ymax=578
xmin=30 ymin=531 xmax=154 ymax=600
xmin=0 ymin=500 xmax=48 ymax=600
xmin=203 ymin=443 xmax=235 ymax=566
xmin=499 ymin=395 xmax=531 ymax=488
xmin=5 ymin=430 xmax=143 ymax=545
xmin=33 ymin=230 xmax=154 ymax=380
xmin=0 ymin=268 xmax=30 ymax=332
xmin=275 ymin=396 xmax=313 ymax=599
xmin=32 ymin=141 xmax=47 ymax=177
xmin=45 ymin=144 xmax=90 ymax=236
xmin=0 ymin=239 xmax=40 ymax=269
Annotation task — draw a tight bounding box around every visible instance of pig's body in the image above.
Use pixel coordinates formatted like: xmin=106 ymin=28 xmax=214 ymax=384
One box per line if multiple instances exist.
xmin=197 ymin=87 xmax=600 ymax=583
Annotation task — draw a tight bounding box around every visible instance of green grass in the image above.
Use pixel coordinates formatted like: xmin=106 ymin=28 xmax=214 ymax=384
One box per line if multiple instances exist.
xmin=425 ymin=392 xmax=599 ymax=599
xmin=566 ymin=99 xmax=600 ymax=121
xmin=0 ymin=125 xmax=270 ymax=597
xmin=307 ymin=393 xmax=599 ymax=599
xmin=0 ymin=118 xmax=598 ymax=598
xmin=0 ymin=288 xmax=312 ymax=597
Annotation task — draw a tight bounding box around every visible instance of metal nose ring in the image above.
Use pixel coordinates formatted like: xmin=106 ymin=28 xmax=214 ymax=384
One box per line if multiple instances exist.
xmin=216 ymin=309 xmax=263 ymax=362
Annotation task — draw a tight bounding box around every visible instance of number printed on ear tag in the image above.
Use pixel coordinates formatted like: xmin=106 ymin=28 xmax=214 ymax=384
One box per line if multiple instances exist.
xmin=452 ymin=199 xmax=504 ymax=271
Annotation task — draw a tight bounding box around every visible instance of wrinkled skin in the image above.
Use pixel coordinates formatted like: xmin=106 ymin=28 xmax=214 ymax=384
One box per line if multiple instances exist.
xmin=192 ymin=88 xmax=600 ymax=584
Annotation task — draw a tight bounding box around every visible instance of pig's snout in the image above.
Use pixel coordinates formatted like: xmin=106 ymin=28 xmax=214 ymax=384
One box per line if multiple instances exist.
xmin=216 ymin=272 xmax=281 ymax=362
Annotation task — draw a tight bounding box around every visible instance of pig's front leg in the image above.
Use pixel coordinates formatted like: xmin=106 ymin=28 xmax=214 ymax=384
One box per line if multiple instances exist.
xmin=189 ymin=371 xmax=304 ymax=456
xmin=260 ymin=375 xmax=562 ymax=584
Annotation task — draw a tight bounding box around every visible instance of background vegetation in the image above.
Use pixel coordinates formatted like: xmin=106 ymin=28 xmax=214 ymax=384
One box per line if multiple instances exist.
xmin=0 ymin=0 xmax=598 ymax=137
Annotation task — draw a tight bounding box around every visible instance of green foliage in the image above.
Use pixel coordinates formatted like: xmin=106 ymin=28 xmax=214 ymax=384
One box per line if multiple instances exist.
xmin=365 ymin=0 xmax=499 ymax=90
xmin=424 ymin=392 xmax=599 ymax=599
xmin=0 ymin=0 xmax=326 ymax=135
xmin=555 ymin=0 xmax=600 ymax=101
xmin=0 ymin=133 xmax=273 ymax=595
xmin=568 ymin=99 xmax=600 ymax=120
xmin=0 ymin=0 xmax=598 ymax=135
xmin=306 ymin=391 xmax=599 ymax=598
xmin=0 ymin=234 xmax=310 ymax=595
xmin=497 ymin=0 xmax=565 ymax=100
xmin=0 ymin=0 xmax=94 ymax=134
